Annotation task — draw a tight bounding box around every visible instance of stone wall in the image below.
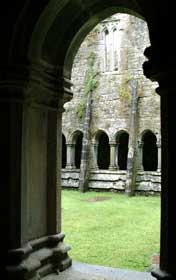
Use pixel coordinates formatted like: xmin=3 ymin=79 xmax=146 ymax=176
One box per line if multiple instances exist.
xmin=61 ymin=13 xmax=161 ymax=193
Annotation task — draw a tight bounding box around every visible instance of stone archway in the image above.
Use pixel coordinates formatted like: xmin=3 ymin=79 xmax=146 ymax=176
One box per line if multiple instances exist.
xmin=0 ymin=1 xmax=172 ymax=280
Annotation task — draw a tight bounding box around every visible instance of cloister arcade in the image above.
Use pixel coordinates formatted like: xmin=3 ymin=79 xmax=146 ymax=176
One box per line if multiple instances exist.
xmin=62 ymin=129 xmax=160 ymax=172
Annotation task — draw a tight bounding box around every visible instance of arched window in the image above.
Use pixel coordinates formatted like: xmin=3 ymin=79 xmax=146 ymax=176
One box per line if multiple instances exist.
xmin=62 ymin=134 xmax=67 ymax=168
xmin=104 ymin=29 xmax=111 ymax=71
xmin=117 ymin=132 xmax=129 ymax=170
xmin=103 ymin=27 xmax=118 ymax=72
xmin=97 ymin=131 xmax=110 ymax=169
xmin=112 ymin=28 xmax=118 ymax=70
xmin=73 ymin=131 xmax=83 ymax=169
xmin=142 ymin=131 xmax=158 ymax=171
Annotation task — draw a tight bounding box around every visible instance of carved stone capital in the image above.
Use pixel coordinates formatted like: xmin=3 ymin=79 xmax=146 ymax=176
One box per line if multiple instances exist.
xmin=0 ymin=62 xmax=73 ymax=111
xmin=28 ymin=61 xmax=73 ymax=110
xmin=0 ymin=64 xmax=28 ymax=102
xmin=66 ymin=142 xmax=75 ymax=147
xmin=109 ymin=141 xmax=116 ymax=146
xmin=156 ymin=136 xmax=161 ymax=148
xmin=143 ymin=45 xmax=175 ymax=95
xmin=157 ymin=143 xmax=161 ymax=148
xmin=91 ymin=139 xmax=97 ymax=145
xmin=151 ymin=268 xmax=175 ymax=280
xmin=138 ymin=140 xmax=143 ymax=148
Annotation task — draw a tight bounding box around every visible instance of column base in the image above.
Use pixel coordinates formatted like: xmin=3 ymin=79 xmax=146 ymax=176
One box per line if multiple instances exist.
xmin=151 ymin=268 xmax=175 ymax=280
xmin=6 ymin=233 xmax=72 ymax=280
xmin=66 ymin=165 xmax=75 ymax=169
xmin=137 ymin=168 xmax=144 ymax=172
xmin=91 ymin=166 xmax=98 ymax=170
xmin=109 ymin=167 xmax=117 ymax=171
xmin=125 ymin=189 xmax=135 ymax=197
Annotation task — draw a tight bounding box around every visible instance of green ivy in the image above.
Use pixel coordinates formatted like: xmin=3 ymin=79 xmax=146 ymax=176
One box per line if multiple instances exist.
xmin=76 ymin=51 xmax=99 ymax=119
xmin=76 ymin=100 xmax=86 ymax=119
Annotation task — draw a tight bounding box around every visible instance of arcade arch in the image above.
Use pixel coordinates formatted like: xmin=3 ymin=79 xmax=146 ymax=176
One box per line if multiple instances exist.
xmin=2 ymin=1 xmax=171 ymax=279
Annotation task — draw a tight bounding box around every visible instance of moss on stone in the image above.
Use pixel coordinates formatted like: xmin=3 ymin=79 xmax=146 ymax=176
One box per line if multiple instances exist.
xmin=76 ymin=51 xmax=99 ymax=119
xmin=119 ymin=74 xmax=132 ymax=105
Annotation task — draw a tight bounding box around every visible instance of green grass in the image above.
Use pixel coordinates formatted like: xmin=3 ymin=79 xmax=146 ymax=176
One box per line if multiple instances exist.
xmin=62 ymin=190 xmax=160 ymax=272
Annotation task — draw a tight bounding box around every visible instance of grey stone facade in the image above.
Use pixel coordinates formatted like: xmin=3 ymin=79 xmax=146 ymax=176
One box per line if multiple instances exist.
xmin=62 ymin=13 xmax=161 ymax=193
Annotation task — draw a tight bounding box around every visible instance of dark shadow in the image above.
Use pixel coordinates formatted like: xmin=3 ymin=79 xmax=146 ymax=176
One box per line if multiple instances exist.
xmin=97 ymin=132 xmax=110 ymax=169
xmin=142 ymin=131 xmax=158 ymax=171
xmin=75 ymin=132 xmax=83 ymax=168
xmin=62 ymin=134 xmax=67 ymax=168
xmin=118 ymin=132 xmax=129 ymax=170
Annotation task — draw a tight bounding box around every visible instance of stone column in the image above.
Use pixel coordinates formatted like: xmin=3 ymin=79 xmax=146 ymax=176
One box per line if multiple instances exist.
xmin=0 ymin=79 xmax=24 ymax=269
xmin=66 ymin=143 xmax=75 ymax=169
xmin=3 ymin=64 xmax=72 ymax=279
xmin=109 ymin=142 xmax=117 ymax=170
xmin=137 ymin=140 xmax=144 ymax=171
xmin=143 ymin=45 xmax=176 ymax=279
xmin=157 ymin=138 xmax=161 ymax=172
xmin=125 ymin=80 xmax=139 ymax=196
xmin=92 ymin=142 xmax=98 ymax=169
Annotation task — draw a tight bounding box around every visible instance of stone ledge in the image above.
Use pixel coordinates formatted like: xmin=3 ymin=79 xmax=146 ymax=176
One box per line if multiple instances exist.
xmin=44 ymin=261 xmax=154 ymax=280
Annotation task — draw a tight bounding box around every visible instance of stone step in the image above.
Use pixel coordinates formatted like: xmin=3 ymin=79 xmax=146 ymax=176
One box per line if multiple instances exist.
xmin=43 ymin=261 xmax=154 ymax=280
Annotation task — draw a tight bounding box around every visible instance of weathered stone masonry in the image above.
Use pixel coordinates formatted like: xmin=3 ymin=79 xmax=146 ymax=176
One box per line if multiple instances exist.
xmin=62 ymin=14 xmax=161 ymax=193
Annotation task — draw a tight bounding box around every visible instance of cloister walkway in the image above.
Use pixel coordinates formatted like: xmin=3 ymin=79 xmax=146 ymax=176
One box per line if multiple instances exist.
xmin=44 ymin=261 xmax=154 ymax=280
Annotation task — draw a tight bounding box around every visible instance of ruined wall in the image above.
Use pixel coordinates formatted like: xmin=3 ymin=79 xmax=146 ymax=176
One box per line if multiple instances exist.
xmin=62 ymin=13 xmax=161 ymax=193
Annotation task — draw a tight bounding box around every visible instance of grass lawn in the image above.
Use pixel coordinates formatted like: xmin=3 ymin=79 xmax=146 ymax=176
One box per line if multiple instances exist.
xmin=62 ymin=190 xmax=160 ymax=272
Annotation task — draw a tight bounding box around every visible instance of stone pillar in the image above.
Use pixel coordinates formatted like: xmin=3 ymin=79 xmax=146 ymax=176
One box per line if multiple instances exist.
xmin=143 ymin=45 xmax=176 ymax=279
xmin=157 ymin=138 xmax=161 ymax=172
xmin=66 ymin=143 xmax=75 ymax=169
xmin=137 ymin=140 xmax=144 ymax=171
xmin=0 ymin=81 xmax=24 ymax=279
xmin=109 ymin=142 xmax=117 ymax=170
xmin=125 ymin=80 xmax=139 ymax=196
xmin=92 ymin=142 xmax=98 ymax=169
xmin=3 ymin=64 xmax=72 ymax=279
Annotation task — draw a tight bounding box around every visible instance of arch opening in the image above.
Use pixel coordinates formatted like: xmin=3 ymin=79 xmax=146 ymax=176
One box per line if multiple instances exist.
xmin=97 ymin=131 xmax=110 ymax=169
xmin=73 ymin=131 xmax=83 ymax=169
xmin=62 ymin=134 xmax=67 ymax=168
xmin=61 ymin=11 xmax=161 ymax=272
xmin=117 ymin=132 xmax=129 ymax=170
xmin=142 ymin=131 xmax=158 ymax=171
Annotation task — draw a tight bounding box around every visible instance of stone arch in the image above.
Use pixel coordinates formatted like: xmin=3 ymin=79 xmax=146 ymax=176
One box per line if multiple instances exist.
xmin=3 ymin=2 xmax=169 ymax=279
xmin=63 ymin=7 xmax=145 ymax=79
xmin=95 ymin=130 xmax=110 ymax=169
xmin=141 ymin=130 xmax=158 ymax=171
xmin=116 ymin=130 xmax=129 ymax=170
xmin=115 ymin=129 xmax=129 ymax=142
xmin=8 ymin=2 xmax=148 ymax=119
xmin=71 ymin=130 xmax=83 ymax=144
xmin=15 ymin=1 xmax=145 ymax=80
xmin=62 ymin=133 xmax=67 ymax=168
xmin=94 ymin=129 xmax=109 ymax=143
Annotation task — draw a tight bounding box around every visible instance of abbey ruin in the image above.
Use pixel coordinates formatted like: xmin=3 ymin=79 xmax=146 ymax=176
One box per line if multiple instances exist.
xmin=61 ymin=14 xmax=161 ymax=194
